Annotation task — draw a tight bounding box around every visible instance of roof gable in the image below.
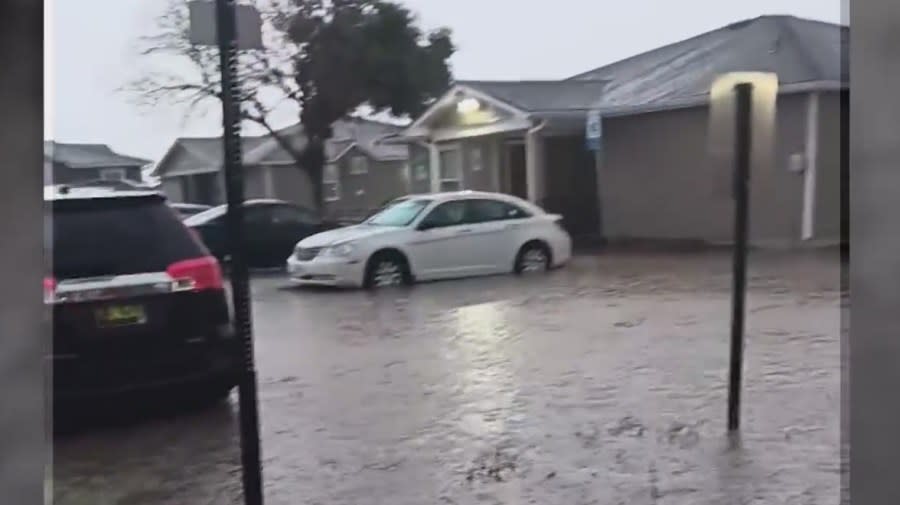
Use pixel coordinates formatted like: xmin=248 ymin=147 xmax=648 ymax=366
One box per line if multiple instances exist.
xmin=44 ymin=141 xmax=151 ymax=169
xmin=243 ymin=118 xmax=407 ymax=165
xmin=568 ymin=15 xmax=847 ymax=109
xmin=157 ymin=118 xmax=408 ymax=177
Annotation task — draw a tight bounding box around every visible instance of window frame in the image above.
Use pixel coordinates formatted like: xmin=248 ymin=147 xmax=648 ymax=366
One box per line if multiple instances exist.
xmin=322 ymin=163 xmax=341 ymax=202
xmin=349 ymin=155 xmax=369 ymax=175
xmin=99 ymin=168 xmax=126 ymax=181
xmin=469 ymin=145 xmax=483 ymax=172
xmin=414 ymin=162 xmax=429 ymax=181
xmin=438 ymin=144 xmax=464 ymax=192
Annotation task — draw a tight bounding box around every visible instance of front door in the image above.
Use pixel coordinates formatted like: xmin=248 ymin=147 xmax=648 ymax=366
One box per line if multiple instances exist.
xmin=506 ymin=143 xmax=528 ymax=200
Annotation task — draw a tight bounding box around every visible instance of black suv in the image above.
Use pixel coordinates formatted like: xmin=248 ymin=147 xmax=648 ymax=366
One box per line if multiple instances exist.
xmin=46 ymin=186 xmax=239 ymax=405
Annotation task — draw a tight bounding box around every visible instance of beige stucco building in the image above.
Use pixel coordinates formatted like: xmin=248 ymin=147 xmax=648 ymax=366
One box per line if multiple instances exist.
xmin=401 ymin=15 xmax=848 ymax=247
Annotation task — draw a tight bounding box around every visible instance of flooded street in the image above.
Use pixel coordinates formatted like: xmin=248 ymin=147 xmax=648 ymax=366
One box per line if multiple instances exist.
xmin=53 ymin=251 xmax=845 ymax=505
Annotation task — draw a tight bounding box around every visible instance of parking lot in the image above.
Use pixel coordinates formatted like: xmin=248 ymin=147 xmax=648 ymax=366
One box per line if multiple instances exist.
xmin=53 ymin=250 xmax=844 ymax=505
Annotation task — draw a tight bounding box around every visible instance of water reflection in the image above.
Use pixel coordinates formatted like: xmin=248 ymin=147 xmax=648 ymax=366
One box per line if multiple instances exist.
xmin=449 ymin=301 xmax=517 ymax=440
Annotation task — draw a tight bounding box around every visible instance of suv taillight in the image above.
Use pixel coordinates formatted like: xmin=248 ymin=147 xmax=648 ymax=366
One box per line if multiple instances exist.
xmin=167 ymin=256 xmax=224 ymax=292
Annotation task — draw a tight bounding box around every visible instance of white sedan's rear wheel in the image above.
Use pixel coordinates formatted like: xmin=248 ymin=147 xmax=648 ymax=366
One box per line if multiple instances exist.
xmin=514 ymin=242 xmax=551 ymax=274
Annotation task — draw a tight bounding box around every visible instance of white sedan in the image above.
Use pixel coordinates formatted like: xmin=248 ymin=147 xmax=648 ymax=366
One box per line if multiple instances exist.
xmin=286 ymin=191 xmax=572 ymax=289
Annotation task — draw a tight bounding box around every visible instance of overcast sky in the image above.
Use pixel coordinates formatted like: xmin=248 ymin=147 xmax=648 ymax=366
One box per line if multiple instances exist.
xmin=45 ymin=0 xmax=844 ymax=161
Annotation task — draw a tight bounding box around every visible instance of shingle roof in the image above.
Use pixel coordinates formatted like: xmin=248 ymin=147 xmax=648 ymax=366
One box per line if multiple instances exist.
xmin=246 ymin=117 xmax=407 ymax=165
xmin=453 ymin=80 xmax=609 ymax=113
xmin=154 ymin=135 xmax=270 ymax=175
xmin=44 ymin=141 xmax=151 ymax=169
xmin=568 ymin=15 xmax=847 ymax=110
xmin=157 ymin=117 xmax=408 ymax=176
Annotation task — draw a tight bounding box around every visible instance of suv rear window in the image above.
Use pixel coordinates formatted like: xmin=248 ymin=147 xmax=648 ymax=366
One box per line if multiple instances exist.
xmin=50 ymin=196 xmax=208 ymax=280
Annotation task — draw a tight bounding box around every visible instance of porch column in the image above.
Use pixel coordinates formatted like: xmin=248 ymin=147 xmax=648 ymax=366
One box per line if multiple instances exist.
xmin=428 ymin=142 xmax=441 ymax=193
xmin=525 ymin=123 xmax=547 ymax=204
xmin=801 ymin=92 xmax=820 ymax=240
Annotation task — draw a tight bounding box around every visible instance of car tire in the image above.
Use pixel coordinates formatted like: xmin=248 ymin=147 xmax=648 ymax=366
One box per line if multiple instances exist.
xmin=514 ymin=241 xmax=551 ymax=274
xmin=195 ymin=383 xmax=234 ymax=406
xmin=364 ymin=251 xmax=413 ymax=290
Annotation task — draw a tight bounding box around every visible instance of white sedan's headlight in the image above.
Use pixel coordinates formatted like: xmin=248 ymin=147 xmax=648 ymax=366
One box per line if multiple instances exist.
xmin=324 ymin=242 xmax=356 ymax=257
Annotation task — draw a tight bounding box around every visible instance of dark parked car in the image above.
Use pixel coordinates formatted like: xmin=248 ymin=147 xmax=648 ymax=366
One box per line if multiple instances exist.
xmin=184 ymin=199 xmax=334 ymax=268
xmin=170 ymin=202 xmax=212 ymax=219
xmin=45 ymin=186 xmax=239 ymax=407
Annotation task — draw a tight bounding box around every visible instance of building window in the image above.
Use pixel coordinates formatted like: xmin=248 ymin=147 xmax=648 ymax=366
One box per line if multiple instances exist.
xmin=323 ymin=163 xmax=340 ymax=201
xmin=100 ymin=168 xmax=126 ymax=181
xmin=350 ymin=155 xmax=368 ymax=175
xmin=414 ymin=162 xmax=428 ymax=181
xmin=470 ymin=146 xmax=483 ymax=172
xmin=438 ymin=146 xmax=463 ymax=192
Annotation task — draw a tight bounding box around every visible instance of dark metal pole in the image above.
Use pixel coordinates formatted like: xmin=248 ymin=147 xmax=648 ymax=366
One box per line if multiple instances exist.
xmin=728 ymin=82 xmax=753 ymax=432
xmin=214 ymin=0 xmax=264 ymax=503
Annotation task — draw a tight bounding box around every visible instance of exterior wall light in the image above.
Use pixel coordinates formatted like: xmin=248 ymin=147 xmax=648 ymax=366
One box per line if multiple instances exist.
xmin=457 ymin=97 xmax=481 ymax=115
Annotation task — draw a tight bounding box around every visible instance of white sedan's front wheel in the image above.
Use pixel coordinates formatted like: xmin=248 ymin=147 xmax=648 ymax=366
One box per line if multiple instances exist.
xmin=364 ymin=251 xmax=413 ymax=289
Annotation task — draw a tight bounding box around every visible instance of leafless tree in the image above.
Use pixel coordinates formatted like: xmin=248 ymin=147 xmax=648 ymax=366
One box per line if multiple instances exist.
xmin=125 ymin=0 xmax=454 ymax=211
xmin=125 ymin=0 xmax=309 ymax=167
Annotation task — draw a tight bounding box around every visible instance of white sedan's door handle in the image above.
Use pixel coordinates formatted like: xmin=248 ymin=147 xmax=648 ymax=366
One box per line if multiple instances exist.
xmin=456 ymin=228 xmax=473 ymax=234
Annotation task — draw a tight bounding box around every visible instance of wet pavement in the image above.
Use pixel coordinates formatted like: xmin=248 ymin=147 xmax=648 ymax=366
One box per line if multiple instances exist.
xmin=53 ymin=251 xmax=845 ymax=505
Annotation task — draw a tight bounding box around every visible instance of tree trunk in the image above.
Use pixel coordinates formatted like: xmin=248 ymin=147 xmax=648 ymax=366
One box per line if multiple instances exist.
xmin=301 ymin=137 xmax=327 ymax=215
xmin=246 ymin=116 xmax=329 ymax=216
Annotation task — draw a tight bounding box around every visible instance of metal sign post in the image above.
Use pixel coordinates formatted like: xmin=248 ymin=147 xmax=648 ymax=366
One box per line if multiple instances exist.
xmin=728 ymin=82 xmax=753 ymax=432
xmin=709 ymin=71 xmax=777 ymax=434
xmin=190 ymin=1 xmax=265 ymax=504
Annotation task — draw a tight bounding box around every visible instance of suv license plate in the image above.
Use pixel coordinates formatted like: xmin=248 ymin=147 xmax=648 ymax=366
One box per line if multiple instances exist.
xmin=95 ymin=304 xmax=147 ymax=327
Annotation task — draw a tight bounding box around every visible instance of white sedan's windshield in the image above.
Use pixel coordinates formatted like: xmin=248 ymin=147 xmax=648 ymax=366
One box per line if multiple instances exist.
xmin=367 ymin=198 xmax=432 ymax=227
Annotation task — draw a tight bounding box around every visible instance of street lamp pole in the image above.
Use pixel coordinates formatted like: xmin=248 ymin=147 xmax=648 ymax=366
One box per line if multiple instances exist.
xmin=213 ymin=0 xmax=264 ymax=503
xmin=727 ymin=82 xmax=753 ymax=432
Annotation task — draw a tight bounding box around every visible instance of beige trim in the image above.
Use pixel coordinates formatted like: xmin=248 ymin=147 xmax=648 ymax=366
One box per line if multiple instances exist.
xmin=454 ymin=85 xmax=531 ymax=119
xmin=431 ymin=118 xmax=532 ymax=142
xmin=525 ymin=121 xmax=547 ymax=203
xmin=428 ymin=144 xmax=440 ymax=193
xmin=406 ymin=84 xmax=531 ymax=134
xmin=802 ymin=92 xmax=820 ymax=240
